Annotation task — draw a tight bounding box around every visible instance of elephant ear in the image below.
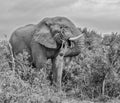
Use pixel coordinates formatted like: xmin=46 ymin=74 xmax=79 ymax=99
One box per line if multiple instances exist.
xmin=33 ymin=25 xmax=57 ymax=49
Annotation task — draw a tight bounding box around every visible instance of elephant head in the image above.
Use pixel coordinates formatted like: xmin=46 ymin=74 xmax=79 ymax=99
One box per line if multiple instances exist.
xmin=33 ymin=17 xmax=83 ymax=54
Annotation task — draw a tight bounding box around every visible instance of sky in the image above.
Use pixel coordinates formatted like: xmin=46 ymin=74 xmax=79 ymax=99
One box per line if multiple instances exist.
xmin=0 ymin=0 xmax=120 ymax=38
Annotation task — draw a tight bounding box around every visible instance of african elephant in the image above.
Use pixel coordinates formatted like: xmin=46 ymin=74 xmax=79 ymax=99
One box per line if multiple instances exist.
xmin=9 ymin=16 xmax=83 ymax=86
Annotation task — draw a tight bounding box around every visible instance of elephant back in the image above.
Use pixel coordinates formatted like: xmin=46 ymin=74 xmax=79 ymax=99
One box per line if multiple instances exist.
xmin=12 ymin=24 xmax=36 ymax=47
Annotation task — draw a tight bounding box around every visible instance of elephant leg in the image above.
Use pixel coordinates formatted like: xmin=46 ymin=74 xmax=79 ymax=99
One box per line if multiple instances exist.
xmin=51 ymin=42 xmax=68 ymax=90
xmin=56 ymin=55 xmax=64 ymax=90
xmin=31 ymin=42 xmax=47 ymax=70
xmin=51 ymin=58 xmax=58 ymax=84
xmin=51 ymin=55 xmax=65 ymax=90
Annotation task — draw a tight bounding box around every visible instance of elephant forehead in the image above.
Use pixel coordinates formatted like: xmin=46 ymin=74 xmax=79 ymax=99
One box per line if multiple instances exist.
xmin=50 ymin=24 xmax=60 ymax=31
xmin=53 ymin=16 xmax=75 ymax=27
xmin=53 ymin=19 xmax=80 ymax=37
xmin=52 ymin=24 xmax=80 ymax=38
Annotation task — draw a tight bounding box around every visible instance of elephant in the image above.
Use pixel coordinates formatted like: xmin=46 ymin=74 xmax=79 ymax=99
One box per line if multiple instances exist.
xmin=9 ymin=16 xmax=83 ymax=87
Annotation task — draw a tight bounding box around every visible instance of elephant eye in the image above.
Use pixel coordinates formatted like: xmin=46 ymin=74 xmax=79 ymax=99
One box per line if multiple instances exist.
xmin=53 ymin=31 xmax=60 ymax=36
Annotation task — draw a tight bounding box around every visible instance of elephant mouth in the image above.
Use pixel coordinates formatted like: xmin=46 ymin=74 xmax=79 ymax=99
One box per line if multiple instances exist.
xmin=61 ymin=33 xmax=84 ymax=57
xmin=60 ymin=39 xmax=76 ymax=52
xmin=54 ymin=30 xmax=83 ymax=49
xmin=66 ymin=39 xmax=74 ymax=48
xmin=66 ymin=34 xmax=83 ymax=48
xmin=67 ymin=40 xmax=71 ymax=47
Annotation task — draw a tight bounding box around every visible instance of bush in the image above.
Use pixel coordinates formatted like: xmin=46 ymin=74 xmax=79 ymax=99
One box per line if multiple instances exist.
xmin=1 ymin=30 xmax=120 ymax=103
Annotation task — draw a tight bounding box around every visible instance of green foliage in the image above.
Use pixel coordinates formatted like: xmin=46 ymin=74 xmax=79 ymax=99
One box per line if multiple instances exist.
xmin=62 ymin=29 xmax=120 ymax=101
xmin=1 ymin=29 xmax=120 ymax=103
xmin=0 ymin=40 xmax=64 ymax=103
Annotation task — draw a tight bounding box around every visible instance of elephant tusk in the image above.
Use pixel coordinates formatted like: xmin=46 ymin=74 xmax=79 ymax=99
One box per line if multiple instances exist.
xmin=69 ymin=33 xmax=83 ymax=41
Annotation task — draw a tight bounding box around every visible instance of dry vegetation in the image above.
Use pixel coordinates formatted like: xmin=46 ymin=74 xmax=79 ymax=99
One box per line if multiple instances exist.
xmin=0 ymin=28 xmax=120 ymax=103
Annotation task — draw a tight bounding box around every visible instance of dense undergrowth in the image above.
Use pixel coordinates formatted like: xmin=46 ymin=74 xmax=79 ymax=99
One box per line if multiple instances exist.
xmin=0 ymin=28 xmax=120 ymax=103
